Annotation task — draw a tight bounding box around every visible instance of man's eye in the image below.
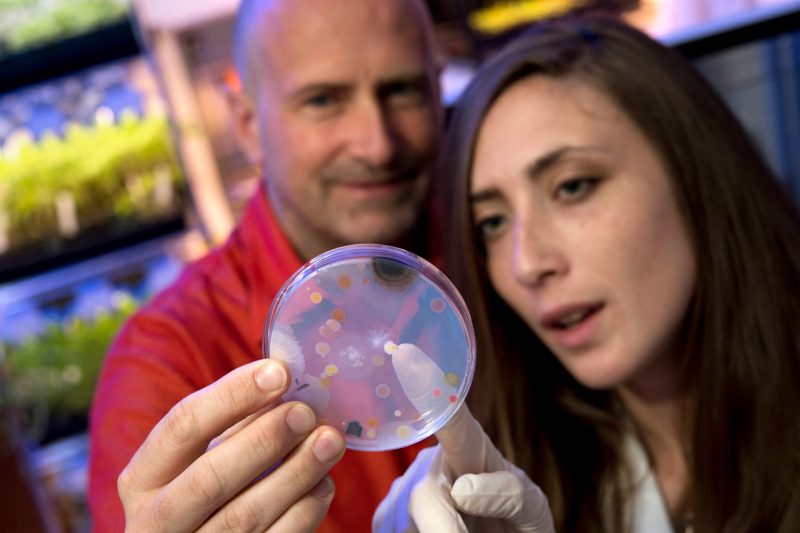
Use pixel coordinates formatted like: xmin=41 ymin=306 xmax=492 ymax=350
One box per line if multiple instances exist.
xmin=300 ymin=92 xmax=346 ymax=118
xmin=475 ymin=214 xmax=507 ymax=240
xmin=306 ymin=93 xmax=335 ymax=108
xmin=385 ymin=82 xmax=427 ymax=107
xmin=555 ymin=177 xmax=599 ymax=201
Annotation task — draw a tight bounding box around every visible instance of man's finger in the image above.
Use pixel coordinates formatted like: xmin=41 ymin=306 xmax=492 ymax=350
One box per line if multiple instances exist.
xmin=207 ymin=403 xmax=278 ymax=451
xmin=124 ymin=359 xmax=289 ymax=489
xmin=194 ymin=426 xmax=344 ymax=532
xmin=265 ymin=476 xmax=336 ymax=533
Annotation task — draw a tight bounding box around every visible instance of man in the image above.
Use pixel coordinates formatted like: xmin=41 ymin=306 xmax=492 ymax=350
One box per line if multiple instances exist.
xmin=88 ymin=0 xmax=443 ymax=530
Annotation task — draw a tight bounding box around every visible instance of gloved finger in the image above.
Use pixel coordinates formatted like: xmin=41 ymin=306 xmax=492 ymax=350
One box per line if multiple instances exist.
xmin=434 ymin=405 xmax=509 ymax=477
xmin=451 ymin=472 xmax=555 ymax=533
xmin=391 ymin=345 xmax=495 ymax=477
xmin=373 ymin=446 xmax=439 ymax=533
xmin=410 ymin=474 xmax=468 ymax=533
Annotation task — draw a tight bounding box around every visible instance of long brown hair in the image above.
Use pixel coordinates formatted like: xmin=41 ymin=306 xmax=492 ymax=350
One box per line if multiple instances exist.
xmin=435 ymin=13 xmax=800 ymax=533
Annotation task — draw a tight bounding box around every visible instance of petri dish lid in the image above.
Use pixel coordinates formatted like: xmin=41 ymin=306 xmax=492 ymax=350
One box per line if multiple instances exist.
xmin=263 ymin=244 xmax=476 ymax=451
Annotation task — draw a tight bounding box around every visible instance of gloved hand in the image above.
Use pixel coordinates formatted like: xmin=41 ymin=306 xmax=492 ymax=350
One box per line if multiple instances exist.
xmin=373 ymin=405 xmax=555 ymax=533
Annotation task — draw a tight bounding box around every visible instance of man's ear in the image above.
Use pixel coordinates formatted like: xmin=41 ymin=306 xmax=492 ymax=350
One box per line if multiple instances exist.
xmin=225 ymin=81 xmax=263 ymax=167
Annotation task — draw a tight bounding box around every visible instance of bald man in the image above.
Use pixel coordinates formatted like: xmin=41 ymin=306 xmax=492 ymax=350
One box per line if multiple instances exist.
xmin=88 ymin=0 xmax=443 ymax=530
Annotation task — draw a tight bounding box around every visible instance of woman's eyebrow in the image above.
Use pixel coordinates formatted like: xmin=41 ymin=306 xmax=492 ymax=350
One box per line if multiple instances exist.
xmin=470 ymin=187 xmax=501 ymax=205
xmin=469 ymin=147 xmax=578 ymax=205
xmin=470 ymin=145 xmax=612 ymax=204
xmin=525 ymin=145 xmax=610 ymax=181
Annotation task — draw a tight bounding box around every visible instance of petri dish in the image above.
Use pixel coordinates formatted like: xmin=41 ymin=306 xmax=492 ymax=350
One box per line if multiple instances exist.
xmin=263 ymin=244 xmax=476 ymax=451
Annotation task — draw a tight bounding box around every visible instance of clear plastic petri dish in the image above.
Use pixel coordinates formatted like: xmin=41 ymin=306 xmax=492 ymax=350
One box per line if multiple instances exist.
xmin=263 ymin=244 xmax=476 ymax=451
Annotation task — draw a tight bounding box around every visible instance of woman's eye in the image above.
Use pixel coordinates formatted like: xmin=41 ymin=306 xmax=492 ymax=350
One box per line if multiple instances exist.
xmin=475 ymin=214 xmax=507 ymax=240
xmin=555 ymin=177 xmax=599 ymax=201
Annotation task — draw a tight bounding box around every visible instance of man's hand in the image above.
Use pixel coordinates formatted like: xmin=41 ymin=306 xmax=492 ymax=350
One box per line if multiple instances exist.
xmin=118 ymin=359 xmax=345 ymax=532
xmin=373 ymin=406 xmax=554 ymax=533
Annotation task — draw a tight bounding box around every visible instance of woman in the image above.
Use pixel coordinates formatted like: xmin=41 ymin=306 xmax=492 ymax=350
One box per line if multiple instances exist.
xmin=375 ymin=11 xmax=800 ymax=533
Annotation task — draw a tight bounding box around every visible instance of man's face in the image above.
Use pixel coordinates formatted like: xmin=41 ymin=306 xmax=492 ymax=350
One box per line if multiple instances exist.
xmin=242 ymin=0 xmax=441 ymax=259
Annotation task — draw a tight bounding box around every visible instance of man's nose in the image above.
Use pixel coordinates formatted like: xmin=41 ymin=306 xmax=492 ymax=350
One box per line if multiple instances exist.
xmin=347 ymin=100 xmax=396 ymax=166
xmin=511 ymin=221 xmax=568 ymax=288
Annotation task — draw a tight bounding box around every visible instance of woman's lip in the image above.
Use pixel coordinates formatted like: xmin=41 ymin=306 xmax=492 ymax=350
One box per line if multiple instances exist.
xmin=539 ymin=302 xmax=604 ymax=329
xmin=546 ymin=304 xmax=604 ymax=351
xmin=544 ymin=304 xmax=605 ymax=350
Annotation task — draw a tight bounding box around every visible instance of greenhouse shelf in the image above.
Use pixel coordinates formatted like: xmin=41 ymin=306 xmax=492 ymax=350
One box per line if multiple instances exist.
xmin=0 ymin=19 xmax=140 ymax=94
xmin=662 ymin=2 xmax=800 ymax=58
xmin=0 ymin=215 xmax=185 ymax=285
xmin=0 ymin=233 xmax=186 ymax=445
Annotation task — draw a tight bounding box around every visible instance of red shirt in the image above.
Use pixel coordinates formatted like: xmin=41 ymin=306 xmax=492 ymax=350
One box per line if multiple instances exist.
xmin=88 ymin=189 xmax=429 ymax=532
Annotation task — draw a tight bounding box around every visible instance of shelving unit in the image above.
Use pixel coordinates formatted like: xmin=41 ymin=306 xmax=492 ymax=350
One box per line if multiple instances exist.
xmin=0 ymin=19 xmax=139 ymax=94
xmin=665 ymin=2 xmax=800 ymax=200
xmin=130 ymin=0 xmax=241 ymax=244
xmin=662 ymin=0 xmax=800 ymax=54
xmin=0 ymin=15 xmax=190 ymax=284
xmin=0 ymin=8 xmax=194 ymax=529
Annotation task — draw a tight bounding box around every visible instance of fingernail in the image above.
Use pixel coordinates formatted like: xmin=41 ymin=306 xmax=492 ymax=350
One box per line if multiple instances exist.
xmin=286 ymin=404 xmax=315 ymax=435
xmin=256 ymin=361 xmax=286 ymax=391
xmin=313 ymin=430 xmax=344 ymax=463
xmin=311 ymin=476 xmax=334 ymax=501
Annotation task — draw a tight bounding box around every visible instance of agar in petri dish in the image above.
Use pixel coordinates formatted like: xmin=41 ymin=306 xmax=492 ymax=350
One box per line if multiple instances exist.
xmin=263 ymin=244 xmax=476 ymax=451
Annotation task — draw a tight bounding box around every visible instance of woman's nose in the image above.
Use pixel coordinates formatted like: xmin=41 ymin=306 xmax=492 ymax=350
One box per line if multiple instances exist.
xmin=511 ymin=222 xmax=568 ymax=288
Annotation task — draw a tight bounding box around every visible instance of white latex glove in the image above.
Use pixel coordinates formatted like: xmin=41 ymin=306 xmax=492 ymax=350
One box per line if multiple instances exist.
xmin=373 ymin=405 xmax=555 ymax=533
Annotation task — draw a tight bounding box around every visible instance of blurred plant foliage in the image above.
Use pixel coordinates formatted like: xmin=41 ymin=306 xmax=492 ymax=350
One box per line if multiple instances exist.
xmin=0 ymin=112 xmax=182 ymax=251
xmin=0 ymin=0 xmax=129 ymax=55
xmin=0 ymin=293 xmax=138 ymax=441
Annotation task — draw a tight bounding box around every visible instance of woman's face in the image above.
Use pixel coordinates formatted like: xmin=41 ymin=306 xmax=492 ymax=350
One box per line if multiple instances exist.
xmin=470 ymin=75 xmax=696 ymax=392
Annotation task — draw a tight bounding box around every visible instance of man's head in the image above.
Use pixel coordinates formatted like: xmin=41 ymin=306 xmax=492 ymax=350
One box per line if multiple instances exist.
xmin=231 ymin=0 xmax=443 ymax=260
